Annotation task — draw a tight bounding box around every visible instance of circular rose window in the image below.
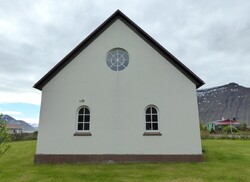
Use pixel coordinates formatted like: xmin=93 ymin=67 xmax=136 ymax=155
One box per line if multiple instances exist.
xmin=106 ymin=48 xmax=129 ymax=71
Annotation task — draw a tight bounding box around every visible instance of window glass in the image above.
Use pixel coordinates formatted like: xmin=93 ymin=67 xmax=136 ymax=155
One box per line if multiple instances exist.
xmin=85 ymin=115 xmax=90 ymax=122
xmin=146 ymin=123 xmax=151 ymax=130
xmin=84 ymin=123 xmax=90 ymax=130
xmin=152 ymin=123 xmax=158 ymax=130
xmin=78 ymin=123 xmax=83 ymax=130
xmin=152 ymin=107 xmax=157 ymax=114
xmin=152 ymin=115 xmax=158 ymax=121
xmin=79 ymin=108 xmax=84 ymax=114
xmin=78 ymin=115 xmax=83 ymax=122
xmin=146 ymin=108 xmax=151 ymax=114
xmin=146 ymin=115 xmax=151 ymax=122
xmin=85 ymin=108 xmax=90 ymax=114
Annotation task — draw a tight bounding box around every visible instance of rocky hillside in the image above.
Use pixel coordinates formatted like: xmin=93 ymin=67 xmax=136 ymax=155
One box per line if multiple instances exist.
xmin=197 ymin=83 xmax=250 ymax=126
xmin=2 ymin=115 xmax=37 ymax=132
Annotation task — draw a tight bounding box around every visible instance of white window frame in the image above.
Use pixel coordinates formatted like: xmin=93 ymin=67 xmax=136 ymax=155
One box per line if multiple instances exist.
xmin=106 ymin=48 xmax=129 ymax=71
xmin=145 ymin=105 xmax=160 ymax=132
xmin=76 ymin=106 xmax=91 ymax=132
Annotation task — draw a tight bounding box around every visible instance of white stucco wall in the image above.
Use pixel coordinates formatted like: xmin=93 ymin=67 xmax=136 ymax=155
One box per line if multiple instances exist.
xmin=36 ymin=20 xmax=202 ymax=155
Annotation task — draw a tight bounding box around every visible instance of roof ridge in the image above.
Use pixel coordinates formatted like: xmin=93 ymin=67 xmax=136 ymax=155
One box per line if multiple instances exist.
xmin=34 ymin=10 xmax=204 ymax=90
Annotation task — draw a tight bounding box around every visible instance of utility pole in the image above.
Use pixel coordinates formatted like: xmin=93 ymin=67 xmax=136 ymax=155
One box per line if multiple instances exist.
xmin=226 ymin=99 xmax=233 ymax=134
xmin=229 ymin=102 xmax=233 ymax=134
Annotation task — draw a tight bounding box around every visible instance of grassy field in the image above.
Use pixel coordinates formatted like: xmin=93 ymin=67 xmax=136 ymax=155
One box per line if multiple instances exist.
xmin=0 ymin=140 xmax=249 ymax=182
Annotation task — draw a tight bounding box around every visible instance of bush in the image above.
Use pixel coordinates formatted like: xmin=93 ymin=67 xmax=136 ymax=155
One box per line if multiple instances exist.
xmin=222 ymin=126 xmax=238 ymax=134
xmin=10 ymin=131 xmax=38 ymax=141
xmin=199 ymin=123 xmax=206 ymax=131
xmin=239 ymin=123 xmax=247 ymax=131
xmin=0 ymin=114 xmax=11 ymax=157
xmin=200 ymin=130 xmax=210 ymax=139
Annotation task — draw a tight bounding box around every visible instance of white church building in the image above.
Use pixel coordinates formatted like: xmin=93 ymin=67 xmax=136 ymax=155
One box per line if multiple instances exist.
xmin=34 ymin=10 xmax=204 ymax=163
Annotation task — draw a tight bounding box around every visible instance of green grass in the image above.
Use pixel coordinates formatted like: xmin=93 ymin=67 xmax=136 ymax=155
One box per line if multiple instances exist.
xmin=0 ymin=140 xmax=250 ymax=182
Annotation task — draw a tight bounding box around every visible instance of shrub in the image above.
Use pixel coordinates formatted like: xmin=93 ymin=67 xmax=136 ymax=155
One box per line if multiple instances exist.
xmin=222 ymin=126 xmax=238 ymax=134
xmin=200 ymin=130 xmax=210 ymax=139
xmin=199 ymin=123 xmax=206 ymax=131
xmin=10 ymin=132 xmax=38 ymax=141
xmin=0 ymin=114 xmax=11 ymax=157
xmin=239 ymin=123 xmax=247 ymax=131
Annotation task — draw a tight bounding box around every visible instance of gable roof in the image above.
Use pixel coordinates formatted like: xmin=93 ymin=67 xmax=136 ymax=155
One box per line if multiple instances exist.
xmin=34 ymin=10 xmax=204 ymax=90
xmin=7 ymin=124 xmax=22 ymax=129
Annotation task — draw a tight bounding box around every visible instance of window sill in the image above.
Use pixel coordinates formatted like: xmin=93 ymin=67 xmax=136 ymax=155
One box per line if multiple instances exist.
xmin=74 ymin=132 xmax=92 ymax=136
xmin=143 ymin=132 xmax=162 ymax=136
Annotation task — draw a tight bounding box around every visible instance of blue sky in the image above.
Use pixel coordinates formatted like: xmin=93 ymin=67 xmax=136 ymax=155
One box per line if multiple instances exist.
xmin=0 ymin=103 xmax=40 ymax=124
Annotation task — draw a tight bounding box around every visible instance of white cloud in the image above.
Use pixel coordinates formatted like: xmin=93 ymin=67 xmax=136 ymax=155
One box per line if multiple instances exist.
xmin=0 ymin=109 xmax=22 ymax=116
xmin=0 ymin=91 xmax=41 ymax=105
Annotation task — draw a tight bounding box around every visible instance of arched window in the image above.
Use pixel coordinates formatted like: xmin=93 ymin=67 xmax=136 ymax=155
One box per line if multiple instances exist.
xmin=145 ymin=106 xmax=158 ymax=131
xmin=77 ymin=106 xmax=90 ymax=131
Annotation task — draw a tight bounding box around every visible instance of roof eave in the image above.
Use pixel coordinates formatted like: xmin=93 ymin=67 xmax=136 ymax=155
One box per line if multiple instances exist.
xmin=34 ymin=9 xmax=204 ymax=90
xmin=33 ymin=10 xmax=122 ymax=90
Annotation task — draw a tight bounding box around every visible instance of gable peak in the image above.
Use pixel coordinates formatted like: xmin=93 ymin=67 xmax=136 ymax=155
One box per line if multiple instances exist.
xmin=34 ymin=10 xmax=204 ymax=90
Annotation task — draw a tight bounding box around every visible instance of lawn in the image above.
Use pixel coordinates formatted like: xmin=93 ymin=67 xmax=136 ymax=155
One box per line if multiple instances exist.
xmin=0 ymin=140 xmax=249 ymax=182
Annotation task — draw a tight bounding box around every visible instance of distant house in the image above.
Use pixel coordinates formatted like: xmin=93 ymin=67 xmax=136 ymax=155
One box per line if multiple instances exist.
xmin=34 ymin=10 xmax=204 ymax=163
xmin=206 ymin=119 xmax=241 ymax=132
xmin=7 ymin=124 xmax=22 ymax=134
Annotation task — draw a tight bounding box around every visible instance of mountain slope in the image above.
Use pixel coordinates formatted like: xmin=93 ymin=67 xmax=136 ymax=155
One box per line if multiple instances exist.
xmin=197 ymin=83 xmax=250 ymax=126
xmin=2 ymin=115 xmax=36 ymax=132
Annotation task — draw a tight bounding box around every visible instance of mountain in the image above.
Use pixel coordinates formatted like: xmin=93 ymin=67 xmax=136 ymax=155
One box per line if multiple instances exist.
xmin=1 ymin=83 xmax=249 ymax=130
xmin=2 ymin=115 xmax=37 ymax=132
xmin=197 ymin=83 xmax=250 ymax=126
xmin=30 ymin=123 xmax=39 ymax=130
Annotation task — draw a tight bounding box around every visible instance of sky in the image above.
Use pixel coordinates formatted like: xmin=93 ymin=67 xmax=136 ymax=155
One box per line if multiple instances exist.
xmin=1 ymin=0 xmax=250 ymax=124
